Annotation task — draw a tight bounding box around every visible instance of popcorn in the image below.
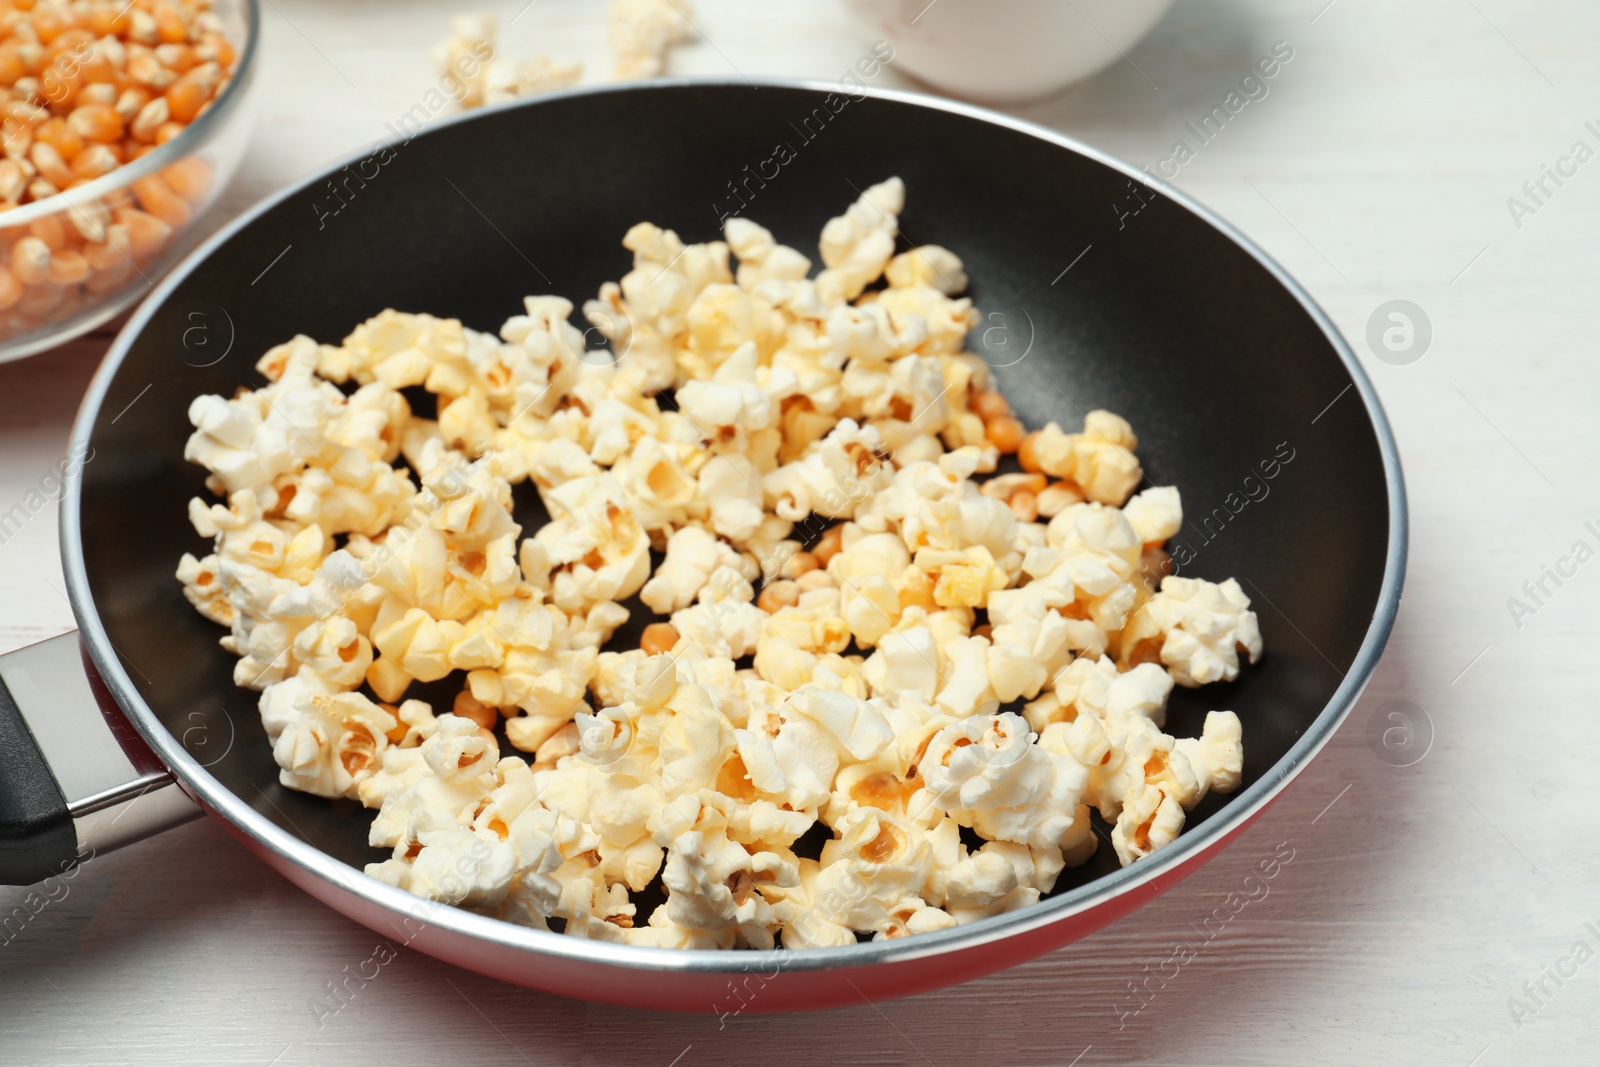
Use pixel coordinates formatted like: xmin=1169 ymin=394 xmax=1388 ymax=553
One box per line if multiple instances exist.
xmin=534 ymin=474 xmax=652 ymax=610
xmin=660 ymin=819 xmax=798 ymax=949
xmin=735 ymin=706 xmax=842 ymax=811
xmin=372 ymin=827 xmax=518 ymax=908
xmin=1175 ymin=710 xmax=1244 ymax=800
xmin=1028 ymin=411 xmax=1143 ymax=506
xmin=494 ymin=806 xmax=578 ymax=928
xmin=1123 ymin=485 xmax=1182 ymax=546
xmin=815 ymin=177 xmax=905 ymax=306
xmin=1120 ymin=576 xmax=1264 ymax=687
xmin=429 ymin=13 xmax=496 ymax=110
xmin=615 ymin=222 xmax=732 ymax=348
xmin=943 ymin=850 xmax=1021 ymax=909
xmin=726 ymin=217 xmax=812 ymax=289
xmin=884 ymin=245 xmax=968 ymax=295
xmin=765 ymin=419 xmax=894 ymax=522
xmin=292 ymin=615 xmax=372 ymax=689
xmin=871 ymin=286 xmax=978 ymax=358
xmin=260 ymin=680 xmax=399 ymax=799
xmin=696 ymin=454 xmax=768 ymax=542
xmin=337 ymin=310 xmax=471 ymax=392
xmin=811 ymin=806 xmax=937 ymax=935
xmin=827 ymin=530 xmax=911 ymax=646
xmin=362 ymin=716 xmax=508 ymax=851
xmin=176 ymin=552 xmax=232 ymax=626
xmin=609 ymin=0 xmax=694 ymax=80
xmin=640 ymin=527 xmax=745 ymax=617
xmin=432 ymin=11 xmax=584 ymax=114
xmin=672 ymin=597 xmax=765 ymax=660
xmin=179 ymin=178 xmax=1264 ymax=951
xmin=484 ymin=55 xmax=582 ymax=104
xmin=555 ymin=861 xmax=638 ymax=940
xmin=766 ymin=859 xmax=861 ymax=949
xmin=1111 ymin=783 xmax=1186 ymax=866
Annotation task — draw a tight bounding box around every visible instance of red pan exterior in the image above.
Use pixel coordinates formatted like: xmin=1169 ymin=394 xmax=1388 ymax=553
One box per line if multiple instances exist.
xmin=212 ymin=792 xmax=1274 ymax=1012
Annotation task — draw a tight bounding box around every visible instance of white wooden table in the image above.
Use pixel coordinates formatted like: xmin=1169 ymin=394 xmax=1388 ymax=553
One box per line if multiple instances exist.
xmin=4 ymin=1 xmax=1597 ymax=1063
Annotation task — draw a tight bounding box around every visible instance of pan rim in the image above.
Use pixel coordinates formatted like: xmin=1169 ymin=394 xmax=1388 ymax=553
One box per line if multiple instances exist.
xmin=59 ymin=75 xmax=1407 ymax=978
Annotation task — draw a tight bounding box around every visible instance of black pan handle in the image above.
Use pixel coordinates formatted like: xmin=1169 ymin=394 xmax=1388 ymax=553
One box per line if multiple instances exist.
xmin=0 ymin=632 xmax=200 ymax=886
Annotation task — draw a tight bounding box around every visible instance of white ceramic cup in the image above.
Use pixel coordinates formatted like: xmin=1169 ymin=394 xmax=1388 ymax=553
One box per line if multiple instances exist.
xmin=844 ymin=0 xmax=1176 ymax=104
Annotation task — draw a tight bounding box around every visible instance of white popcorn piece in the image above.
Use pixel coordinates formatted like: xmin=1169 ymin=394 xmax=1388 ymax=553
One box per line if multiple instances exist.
xmin=430 ymin=13 xmax=496 ymax=110
xmin=1174 ymin=710 xmax=1244 ymax=802
xmin=553 ymin=860 xmax=638 ymax=940
xmin=942 ymin=849 xmax=1020 ymax=909
xmin=1111 ymin=782 xmax=1186 ymax=866
xmin=858 ymin=449 xmax=1017 ymax=561
xmin=641 ymin=525 xmax=747 ymax=614
xmin=373 ymin=826 xmax=518 ymax=908
xmin=815 ymin=177 xmax=905 ymax=306
xmin=811 ymin=806 xmax=935 ymax=936
xmin=919 ymin=712 xmax=1091 ymax=852
xmin=865 ymin=623 xmax=940 ymax=704
xmin=826 ymin=531 xmax=912 ymax=647
xmin=1120 ymin=576 xmax=1264 ymax=687
xmin=259 ymin=677 xmax=399 ymax=799
xmin=290 ymin=615 xmax=372 ymax=689
xmin=672 ymin=597 xmax=765 ymax=660
xmin=1122 ymin=485 xmax=1182 ymax=546
xmin=176 ymin=552 xmax=232 ymax=627
xmin=977 ymin=839 xmax=1070 ymax=895
xmin=660 ymin=820 xmax=798 ymax=949
xmin=735 ymin=708 xmax=840 ymax=811
xmin=884 ymin=245 xmax=968 ymax=295
xmin=363 ymin=715 xmax=504 ymax=851
xmin=696 ymin=453 xmax=768 ymax=543
xmin=339 ymin=310 xmax=472 ymax=392
xmin=1020 ymin=502 xmax=1143 ymax=644
xmin=1030 ymin=656 xmax=1174 ymax=733
xmin=484 ymin=54 xmax=582 ymax=105
xmin=677 ymin=352 xmax=772 ymax=439
xmin=609 ymin=0 xmax=694 ymax=80
xmin=765 ymin=418 xmax=894 ymax=523
xmin=725 ymin=216 xmax=812 ymax=289
xmin=615 ymin=222 xmax=732 ymax=350
xmin=787 ymin=685 xmax=894 ymax=763
xmin=1029 ymin=411 xmax=1143 ymax=506
xmin=535 ymin=474 xmax=652 ymax=610
xmin=493 ymin=805 xmax=580 ymax=928
xmin=766 ymin=859 xmax=862 ymax=949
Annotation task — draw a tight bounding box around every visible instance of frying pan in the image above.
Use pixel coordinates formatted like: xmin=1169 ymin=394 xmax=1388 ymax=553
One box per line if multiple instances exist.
xmin=0 ymin=80 xmax=1405 ymax=1012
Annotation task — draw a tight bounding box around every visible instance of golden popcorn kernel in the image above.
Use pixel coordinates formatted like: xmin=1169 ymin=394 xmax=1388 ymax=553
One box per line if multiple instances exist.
xmin=1017 ymin=431 xmax=1042 ymax=472
xmin=813 ymin=525 xmax=844 ymax=564
xmin=969 ymin=389 xmax=1009 ymax=422
xmin=451 ymin=690 xmax=500 ymax=731
xmin=640 ymin=622 xmax=679 ymax=655
xmin=985 ymin=415 xmax=1025 ymax=454
xmin=757 ymin=580 xmax=800 ymax=614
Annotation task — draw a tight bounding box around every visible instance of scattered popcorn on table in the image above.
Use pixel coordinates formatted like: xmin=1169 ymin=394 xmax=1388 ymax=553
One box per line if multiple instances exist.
xmin=433 ymin=0 xmax=695 ymax=114
xmin=177 ymin=181 xmax=1263 ymax=950
xmin=608 ymin=0 xmax=694 ymax=80
xmin=432 ymin=13 xmax=583 ymax=109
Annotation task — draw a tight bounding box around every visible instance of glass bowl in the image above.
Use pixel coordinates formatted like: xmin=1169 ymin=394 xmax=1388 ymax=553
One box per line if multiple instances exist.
xmin=0 ymin=0 xmax=258 ymax=363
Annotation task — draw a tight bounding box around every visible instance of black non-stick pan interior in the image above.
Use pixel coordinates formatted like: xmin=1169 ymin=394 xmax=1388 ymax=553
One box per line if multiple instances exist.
xmin=76 ymin=84 xmax=1389 ymax=891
